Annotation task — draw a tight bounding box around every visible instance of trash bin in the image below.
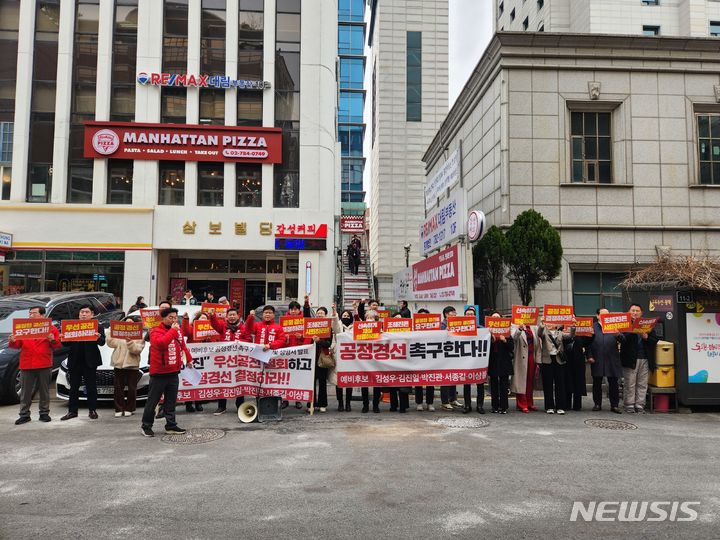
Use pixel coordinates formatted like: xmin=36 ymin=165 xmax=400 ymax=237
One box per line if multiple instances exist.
xmin=649 ymin=340 xmax=675 ymax=388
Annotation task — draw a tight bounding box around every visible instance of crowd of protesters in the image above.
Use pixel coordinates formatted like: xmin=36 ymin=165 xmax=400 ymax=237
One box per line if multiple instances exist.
xmin=10 ymin=290 xmax=658 ymax=436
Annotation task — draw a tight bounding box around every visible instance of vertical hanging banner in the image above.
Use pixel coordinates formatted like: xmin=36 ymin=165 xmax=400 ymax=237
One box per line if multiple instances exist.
xmin=229 ymin=278 xmax=245 ymax=314
xmin=336 ymin=329 xmax=491 ymax=388
xmin=420 ymin=193 xmax=466 ymax=256
xmin=425 ymin=149 xmax=460 ymax=210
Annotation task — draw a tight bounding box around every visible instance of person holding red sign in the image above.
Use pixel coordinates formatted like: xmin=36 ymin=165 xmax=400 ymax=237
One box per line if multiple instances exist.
xmin=620 ymin=304 xmax=659 ymax=414
xmin=462 ymin=306 xmax=486 ymax=414
xmin=440 ymin=307 xmax=463 ymax=410
xmin=537 ymin=319 xmax=568 ymax=415
xmin=587 ymin=308 xmax=624 ymax=414
xmin=10 ymin=306 xmax=60 ymax=425
xmin=332 ymin=305 xmax=357 ymax=411
xmin=311 ymin=306 xmax=334 ymax=412
xmin=562 ymin=324 xmax=592 ymax=411
xmin=487 ymin=312 xmax=513 ymax=414
xmin=61 ymin=305 xmax=106 ymax=421
xmin=511 ymin=320 xmax=541 ymax=413
xmin=182 ymin=311 xmax=224 ymax=413
xmin=413 ymin=308 xmax=436 ymax=412
xmin=141 ymin=308 xmax=193 ymax=437
xmin=251 ymin=305 xmax=287 ymax=351
xmin=207 ymin=307 xmax=255 ymax=415
xmin=284 ymin=299 xmax=313 ymax=410
xmin=107 ymin=317 xmax=146 ymax=418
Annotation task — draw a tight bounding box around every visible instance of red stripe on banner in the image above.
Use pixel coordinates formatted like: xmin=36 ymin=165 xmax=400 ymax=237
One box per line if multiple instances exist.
xmin=177 ymin=386 xmax=313 ymax=403
xmin=337 ymin=368 xmax=487 ymax=388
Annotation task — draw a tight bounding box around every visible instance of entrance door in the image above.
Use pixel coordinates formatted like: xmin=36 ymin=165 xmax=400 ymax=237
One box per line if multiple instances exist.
xmin=245 ymin=280 xmax=266 ymax=312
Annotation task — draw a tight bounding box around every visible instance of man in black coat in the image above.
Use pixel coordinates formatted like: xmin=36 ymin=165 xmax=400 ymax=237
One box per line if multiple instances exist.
xmin=620 ymin=304 xmax=659 ymax=414
xmin=398 ymin=300 xmax=412 ymax=318
xmin=563 ymin=331 xmax=591 ymax=411
xmin=61 ymin=304 xmax=106 ymax=420
xmin=587 ymin=308 xmax=624 ymax=414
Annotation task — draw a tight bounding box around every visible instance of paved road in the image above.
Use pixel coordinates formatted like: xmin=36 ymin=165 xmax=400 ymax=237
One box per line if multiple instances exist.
xmin=1 ymin=397 xmax=719 ymax=539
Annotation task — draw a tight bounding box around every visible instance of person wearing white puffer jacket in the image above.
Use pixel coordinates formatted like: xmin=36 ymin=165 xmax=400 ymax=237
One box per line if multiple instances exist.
xmin=107 ymin=318 xmax=145 ymax=418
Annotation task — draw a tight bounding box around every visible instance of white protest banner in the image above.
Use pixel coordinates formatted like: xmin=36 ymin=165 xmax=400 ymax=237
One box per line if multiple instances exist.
xmin=177 ymin=341 xmax=316 ymax=403
xmin=425 ymin=149 xmax=460 ymax=210
xmin=335 ymin=329 xmax=490 ymax=388
xmin=420 ymin=192 xmax=465 ymax=256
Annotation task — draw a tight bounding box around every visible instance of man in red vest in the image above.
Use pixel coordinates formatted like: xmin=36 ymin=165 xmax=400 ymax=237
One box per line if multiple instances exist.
xmin=10 ymin=306 xmax=60 ymax=425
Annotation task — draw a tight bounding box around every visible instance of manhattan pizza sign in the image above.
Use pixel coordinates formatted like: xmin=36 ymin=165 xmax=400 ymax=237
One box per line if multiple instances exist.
xmin=411 ymin=245 xmax=461 ymax=301
xmin=84 ymin=121 xmax=282 ymax=163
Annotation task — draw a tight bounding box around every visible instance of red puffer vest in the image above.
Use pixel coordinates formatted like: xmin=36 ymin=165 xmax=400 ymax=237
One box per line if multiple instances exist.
xmin=149 ymin=323 xmax=191 ymax=375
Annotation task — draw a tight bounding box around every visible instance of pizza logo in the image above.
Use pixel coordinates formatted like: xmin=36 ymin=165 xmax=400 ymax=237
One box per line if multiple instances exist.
xmin=92 ymin=129 xmax=120 ymax=155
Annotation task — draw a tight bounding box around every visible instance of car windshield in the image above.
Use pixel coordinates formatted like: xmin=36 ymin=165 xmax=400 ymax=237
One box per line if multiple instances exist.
xmin=0 ymin=308 xmax=32 ymax=335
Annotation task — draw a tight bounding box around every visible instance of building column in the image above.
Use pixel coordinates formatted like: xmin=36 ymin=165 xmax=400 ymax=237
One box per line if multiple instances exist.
xmin=224 ymin=0 xmax=239 ymax=209
xmin=262 ymin=0 xmax=276 ymax=208
xmin=50 ymin=0 xmax=76 ymax=203
xmin=123 ymin=250 xmax=154 ymax=312
xmin=9 ymin=0 xmax=36 ymax=202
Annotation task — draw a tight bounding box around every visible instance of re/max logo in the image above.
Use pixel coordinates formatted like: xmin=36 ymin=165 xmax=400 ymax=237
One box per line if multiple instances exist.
xmin=570 ymin=501 xmax=700 ymax=522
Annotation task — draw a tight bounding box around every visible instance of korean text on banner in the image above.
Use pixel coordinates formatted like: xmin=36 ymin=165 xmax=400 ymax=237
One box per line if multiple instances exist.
xmin=376 ymin=310 xmax=390 ymax=319
xmin=633 ymin=317 xmax=658 ymax=334
xmin=303 ymin=318 xmax=332 ymax=339
xmin=353 ymin=321 xmax=382 ymax=341
xmin=201 ymin=303 xmax=228 ymax=318
xmin=336 ymin=329 xmax=491 ymax=388
xmin=281 ymin=315 xmax=305 ymax=336
xmin=193 ymin=320 xmax=219 ymax=341
xmin=411 ymin=245 xmax=461 ymax=301
xmin=177 ymin=341 xmax=316 ymax=403
xmin=599 ymin=313 xmax=633 ymax=333
xmin=412 ymin=313 xmax=442 ymax=331
xmin=542 ymin=304 xmax=574 ymax=325
xmin=425 ymin=149 xmax=460 ymax=210
xmin=574 ymin=317 xmax=595 ymax=336
xmin=140 ymin=308 xmax=162 ymax=329
xmin=512 ymin=305 xmax=539 ymax=326
xmin=446 ymin=316 xmax=477 ymax=336
xmin=420 ymin=193 xmax=465 ymax=256
xmin=649 ymin=295 xmax=673 ymax=313
xmin=384 ymin=318 xmax=412 ymax=333
xmin=61 ymin=319 xmax=99 ymax=342
xmin=110 ymin=320 xmax=143 ymax=340
xmin=12 ymin=318 xmax=52 ymax=341
xmin=686 ymin=313 xmax=720 ymax=384
xmin=484 ymin=316 xmax=511 ymax=337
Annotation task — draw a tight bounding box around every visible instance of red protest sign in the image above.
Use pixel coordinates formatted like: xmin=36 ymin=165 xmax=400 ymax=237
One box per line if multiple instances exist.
xmin=61 ymin=319 xmax=99 ymax=342
xmin=633 ymin=317 xmax=658 ymax=334
xmin=376 ymin=309 xmax=390 ymax=319
xmin=484 ymin=316 xmax=512 ymax=337
xmin=574 ymin=317 xmax=595 ymax=336
xmin=110 ymin=320 xmax=143 ymax=340
xmin=599 ymin=313 xmax=633 ymax=334
xmin=303 ymin=318 xmax=332 ymax=339
xmin=140 ymin=308 xmax=162 ymax=329
xmin=383 ymin=318 xmax=413 ymax=333
xmin=542 ymin=304 xmax=574 ymax=325
xmin=512 ymin=305 xmax=539 ymax=326
xmin=280 ymin=315 xmax=305 ymax=336
xmin=353 ymin=321 xmax=382 ymax=341
xmin=201 ymin=303 xmax=228 ymax=319
xmin=193 ymin=320 xmax=219 ymax=341
xmin=12 ymin=318 xmax=52 ymax=341
xmin=446 ymin=316 xmax=477 ymax=336
xmin=412 ymin=313 xmax=442 ymax=331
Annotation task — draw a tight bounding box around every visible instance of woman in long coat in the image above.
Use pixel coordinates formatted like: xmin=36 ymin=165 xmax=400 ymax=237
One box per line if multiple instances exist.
xmin=587 ymin=308 xmax=625 ymax=413
xmin=487 ymin=313 xmax=514 ymax=414
xmin=511 ymin=323 xmax=542 ymax=412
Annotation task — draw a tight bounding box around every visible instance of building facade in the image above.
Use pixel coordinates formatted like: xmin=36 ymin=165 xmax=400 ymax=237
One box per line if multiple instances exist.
xmin=0 ymin=0 xmax=338 ymax=312
xmin=423 ymin=32 xmax=720 ymax=314
xmin=495 ymin=0 xmax=720 ymax=36
xmin=367 ymin=0 xmax=449 ymax=303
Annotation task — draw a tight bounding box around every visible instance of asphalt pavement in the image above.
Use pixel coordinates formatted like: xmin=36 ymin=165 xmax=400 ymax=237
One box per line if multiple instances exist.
xmin=1 ymin=393 xmax=719 ymax=539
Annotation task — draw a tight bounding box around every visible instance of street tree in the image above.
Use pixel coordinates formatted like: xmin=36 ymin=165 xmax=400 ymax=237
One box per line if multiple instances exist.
xmin=472 ymin=225 xmax=507 ymax=310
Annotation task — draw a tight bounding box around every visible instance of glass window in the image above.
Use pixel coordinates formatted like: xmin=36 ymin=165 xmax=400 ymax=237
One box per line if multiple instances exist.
xmin=199 ymin=88 xmax=225 ymax=124
xmin=238 ymin=50 xmax=263 ymax=79
xmin=107 ymin=159 xmax=133 ymax=204
xmin=201 ymin=0 xmax=225 ymax=74
xmin=236 ymin=163 xmax=262 ymax=207
xmin=276 ymin=0 xmax=300 ymax=13
xmin=275 ymin=91 xmax=299 ymax=122
xmin=284 ymin=277 xmax=298 ymax=300
xmin=159 ymin=161 xmax=185 ymax=205
xmin=643 ymin=25 xmax=660 ymax=36
xmin=339 ymin=91 xmax=364 ymax=124
xmin=697 ymin=114 xmax=720 ymax=185
xmin=338 ymin=25 xmax=364 ymax=55
xmin=1 ymin=166 xmax=10 ymax=200
xmin=341 ymin=158 xmax=364 ymax=194
xmin=338 ymin=124 xmax=364 ymax=157
xmin=187 ymin=258 xmax=229 ymax=272
xmin=274 ymin=171 xmax=298 ymax=208
xmin=161 ymin=87 xmax=186 ymax=123
xmin=572 ymin=271 xmax=625 ymax=316
xmin=198 ymin=162 xmax=224 ymax=206
xmin=268 ymin=260 xmax=283 ymax=273
xmin=338 ymin=0 xmax=364 ymax=22
xmin=246 ymin=259 xmax=266 ymax=273
xmin=406 ymin=31 xmax=421 ymax=122
xmin=339 ymin=57 xmax=364 ymax=89
xmin=570 ymin=111 xmax=612 ymax=183
xmin=67 ymin=163 xmax=93 ymax=204
xmin=112 ymin=0 xmax=138 ymax=122
xmin=641 ymin=0 xmax=659 ymax=5
xmin=0 ymin=122 xmax=13 ymax=163
xmin=163 ymin=1 xmax=188 ymax=72
xmin=711 ymin=21 xmax=720 ymax=37
xmin=275 ymin=46 xmax=300 ymax=91
xmin=237 ymin=92 xmax=262 ymax=125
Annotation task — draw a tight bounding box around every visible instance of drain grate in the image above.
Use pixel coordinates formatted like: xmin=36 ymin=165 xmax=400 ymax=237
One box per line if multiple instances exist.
xmin=161 ymin=427 xmax=226 ymax=445
xmin=584 ymin=419 xmax=637 ymax=431
xmin=435 ymin=417 xmax=489 ymax=429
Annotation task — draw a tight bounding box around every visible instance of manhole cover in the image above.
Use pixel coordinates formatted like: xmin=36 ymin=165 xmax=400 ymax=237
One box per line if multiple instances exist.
xmin=161 ymin=428 xmax=226 ymax=445
xmin=584 ymin=419 xmax=637 ymax=431
xmin=435 ymin=417 xmax=489 ymax=429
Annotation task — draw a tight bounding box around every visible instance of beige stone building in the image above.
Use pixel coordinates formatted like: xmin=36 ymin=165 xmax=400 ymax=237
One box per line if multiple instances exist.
xmin=422 ymin=32 xmax=720 ymax=314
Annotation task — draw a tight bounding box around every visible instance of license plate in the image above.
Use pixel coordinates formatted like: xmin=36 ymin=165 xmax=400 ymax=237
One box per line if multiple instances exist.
xmin=78 ymin=386 xmax=114 ymax=394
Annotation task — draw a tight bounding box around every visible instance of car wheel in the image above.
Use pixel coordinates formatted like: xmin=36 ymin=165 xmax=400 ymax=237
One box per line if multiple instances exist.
xmin=1 ymin=363 xmax=21 ymax=405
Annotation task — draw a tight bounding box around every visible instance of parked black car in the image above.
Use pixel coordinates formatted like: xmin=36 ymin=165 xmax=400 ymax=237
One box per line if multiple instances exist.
xmin=0 ymin=292 xmax=124 ymax=404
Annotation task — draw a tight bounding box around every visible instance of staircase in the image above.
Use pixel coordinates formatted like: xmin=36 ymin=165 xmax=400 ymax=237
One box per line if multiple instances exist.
xmin=341 ymin=248 xmax=372 ymax=309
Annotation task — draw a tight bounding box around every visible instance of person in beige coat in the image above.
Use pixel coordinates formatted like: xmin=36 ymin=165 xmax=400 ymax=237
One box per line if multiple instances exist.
xmin=511 ymin=324 xmax=542 ymax=412
xmin=107 ymin=319 xmax=145 ymax=417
